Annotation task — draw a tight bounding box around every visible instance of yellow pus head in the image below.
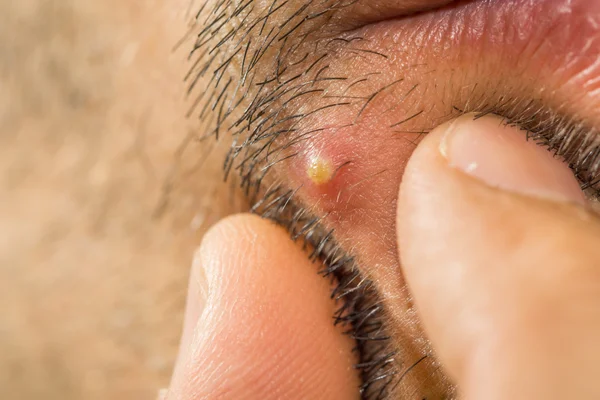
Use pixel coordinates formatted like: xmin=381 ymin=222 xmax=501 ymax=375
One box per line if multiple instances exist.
xmin=307 ymin=156 xmax=334 ymax=185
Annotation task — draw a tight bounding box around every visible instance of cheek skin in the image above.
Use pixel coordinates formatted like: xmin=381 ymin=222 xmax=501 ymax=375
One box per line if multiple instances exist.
xmin=287 ymin=123 xmax=418 ymax=214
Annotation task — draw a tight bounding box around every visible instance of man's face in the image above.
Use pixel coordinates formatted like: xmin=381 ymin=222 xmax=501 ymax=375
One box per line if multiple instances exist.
xmin=185 ymin=0 xmax=600 ymax=397
xmin=3 ymin=0 xmax=600 ymax=399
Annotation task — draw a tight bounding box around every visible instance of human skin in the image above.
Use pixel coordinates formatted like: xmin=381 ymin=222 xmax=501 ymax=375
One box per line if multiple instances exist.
xmin=3 ymin=0 xmax=600 ymax=399
xmin=0 ymin=1 xmax=232 ymax=399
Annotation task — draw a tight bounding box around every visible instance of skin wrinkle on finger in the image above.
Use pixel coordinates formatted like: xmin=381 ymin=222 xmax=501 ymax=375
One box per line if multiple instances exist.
xmin=182 ymin=0 xmax=600 ymax=398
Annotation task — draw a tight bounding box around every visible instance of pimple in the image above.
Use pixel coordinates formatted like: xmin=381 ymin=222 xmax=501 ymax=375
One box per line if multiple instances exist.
xmin=307 ymin=155 xmax=334 ymax=185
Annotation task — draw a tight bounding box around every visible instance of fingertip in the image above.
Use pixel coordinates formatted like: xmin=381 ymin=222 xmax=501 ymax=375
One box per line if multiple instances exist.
xmin=397 ymin=114 xmax=600 ymax=398
xmin=170 ymin=214 xmax=359 ymax=399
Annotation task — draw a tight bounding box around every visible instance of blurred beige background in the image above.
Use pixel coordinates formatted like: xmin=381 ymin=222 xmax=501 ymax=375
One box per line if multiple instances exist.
xmin=0 ymin=1 xmax=237 ymax=398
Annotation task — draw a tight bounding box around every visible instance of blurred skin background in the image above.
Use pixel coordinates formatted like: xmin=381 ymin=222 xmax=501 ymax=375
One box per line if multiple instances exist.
xmin=0 ymin=1 xmax=232 ymax=398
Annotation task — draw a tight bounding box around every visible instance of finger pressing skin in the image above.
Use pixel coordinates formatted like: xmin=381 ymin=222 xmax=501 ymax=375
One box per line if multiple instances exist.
xmin=397 ymin=114 xmax=600 ymax=399
xmin=168 ymin=214 xmax=359 ymax=400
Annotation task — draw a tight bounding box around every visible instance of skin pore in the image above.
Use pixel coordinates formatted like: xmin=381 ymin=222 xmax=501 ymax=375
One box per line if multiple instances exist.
xmin=3 ymin=0 xmax=600 ymax=399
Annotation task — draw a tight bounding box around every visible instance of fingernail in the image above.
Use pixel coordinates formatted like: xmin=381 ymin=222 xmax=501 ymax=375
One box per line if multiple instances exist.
xmin=439 ymin=114 xmax=586 ymax=205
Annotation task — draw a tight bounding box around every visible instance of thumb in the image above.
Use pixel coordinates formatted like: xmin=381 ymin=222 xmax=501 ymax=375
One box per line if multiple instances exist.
xmin=398 ymin=114 xmax=600 ymax=399
xmin=167 ymin=214 xmax=358 ymax=400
